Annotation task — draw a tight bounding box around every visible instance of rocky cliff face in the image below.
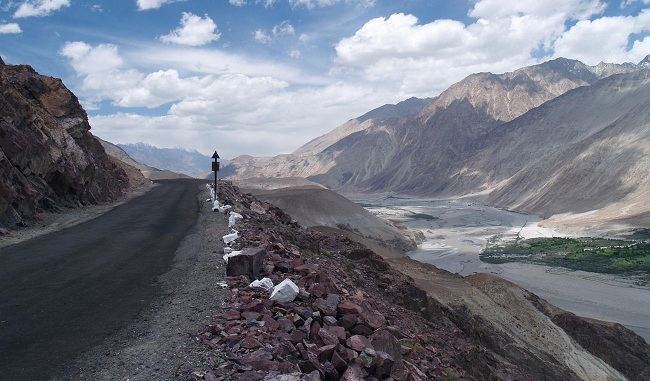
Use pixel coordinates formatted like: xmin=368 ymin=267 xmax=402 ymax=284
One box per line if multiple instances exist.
xmin=0 ymin=62 xmax=129 ymax=228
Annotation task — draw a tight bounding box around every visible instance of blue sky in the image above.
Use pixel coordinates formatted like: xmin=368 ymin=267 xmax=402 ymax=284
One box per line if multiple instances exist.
xmin=1 ymin=0 xmax=649 ymax=159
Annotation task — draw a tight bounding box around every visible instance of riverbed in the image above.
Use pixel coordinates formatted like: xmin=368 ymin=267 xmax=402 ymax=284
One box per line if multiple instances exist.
xmin=359 ymin=197 xmax=650 ymax=343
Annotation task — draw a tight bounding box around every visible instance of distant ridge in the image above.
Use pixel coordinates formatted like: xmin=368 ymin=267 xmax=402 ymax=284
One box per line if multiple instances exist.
xmin=118 ymin=143 xmax=212 ymax=178
xmin=223 ymin=57 xmax=650 ymax=232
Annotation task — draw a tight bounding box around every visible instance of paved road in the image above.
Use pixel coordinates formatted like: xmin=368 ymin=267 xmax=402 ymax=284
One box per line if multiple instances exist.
xmin=0 ymin=179 xmax=208 ymax=380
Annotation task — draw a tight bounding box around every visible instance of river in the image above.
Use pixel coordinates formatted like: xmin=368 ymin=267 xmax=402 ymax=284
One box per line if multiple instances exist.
xmin=358 ymin=197 xmax=650 ymax=343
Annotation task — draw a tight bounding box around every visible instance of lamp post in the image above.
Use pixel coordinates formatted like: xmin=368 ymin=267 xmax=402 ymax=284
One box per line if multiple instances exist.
xmin=211 ymin=151 xmax=220 ymax=199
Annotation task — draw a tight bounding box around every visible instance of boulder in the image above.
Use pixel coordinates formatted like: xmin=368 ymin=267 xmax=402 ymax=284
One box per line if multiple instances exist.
xmin=226 ymin=247 xmax=266 ymax=279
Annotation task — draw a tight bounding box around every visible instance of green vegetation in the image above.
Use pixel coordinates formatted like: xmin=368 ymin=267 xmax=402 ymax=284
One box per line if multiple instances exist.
xmin=407 ymin=212 xmax=438 ymax=221
xmin=481 ymin=236 xmax=650 ymax=274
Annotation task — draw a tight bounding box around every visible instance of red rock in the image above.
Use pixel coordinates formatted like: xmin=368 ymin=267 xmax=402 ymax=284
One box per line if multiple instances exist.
xmin=340 ymin=364 xmax=364 ymax=381
xmin=277 ymin=317 xmax=295 ymax=333
xmin=362 ymin=312 xmax=386 ymax=330
xmin=261 ymin=315 xmax=280 ymax=332
xmin=346 ymin=335 xmax=373 ymax=352
xmin=323 ymin=316 xmax=338 ymax=326
xmin=226 ymin=247 xmax=266 ymax=279
xmin=370 ymin=330 xmax=402 ymax=363
xmin=317 ymin=344 xmax=337 ymax=362
xmin=296 ymin=342 xmax=310 ymax=360
xmin=373 ymin=351 xmax=395 ymax=378
xmin=323 ymin=361 xmax=340 ymax=381
xmin=291 ymin=329 xmax=307 ymax=343
xmin=340 ymin=314 xmax=359 ymax=330
xmin=318 ymin=327 xmax=341 ymax=346
xmin=338 ymin=300 xmax=363 ymax=315
xmin=327 ymin=326 xmax=347 ymax=342
xmin=332 ymin=350 xmax=348 ymax=373
xmin=350 ymin=323 xmax=374 ymax=336
xmin=240 ymin=336 xmax=262 ymax=349
xmin=308 ymin=282 xmax=327 ymax=298
xmin=309 ymin=320 xmax=323 ymax=343
xmin=221 ymin=310 xmax=241 ymax=321
xmin=242 ymin=300 xmax=264 ymax=312
xmin=313 ymin=294 xmax=341 ymax=316
xmin=242 ymin=311 xmax=262 ymax=320
xmin=294 ymin=306 xmax=314 ymax=319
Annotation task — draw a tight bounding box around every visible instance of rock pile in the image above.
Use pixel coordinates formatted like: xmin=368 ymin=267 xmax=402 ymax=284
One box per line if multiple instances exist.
xmin=196 ymin=182 xmax=650 ymax=381
xmin=195 ymin=182 xmax=478 ymax=381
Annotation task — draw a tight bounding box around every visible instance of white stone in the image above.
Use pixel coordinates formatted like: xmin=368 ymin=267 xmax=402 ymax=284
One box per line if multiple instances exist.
xmin=222 ymin=230 xmax=238 ymax=244
xmin=229 ymin=212 xmax=243 ymax=227
xmin=269 ymin=278 xmax=299 ymax=303
xmin=249 ymin=277 xmax=274 ymax=292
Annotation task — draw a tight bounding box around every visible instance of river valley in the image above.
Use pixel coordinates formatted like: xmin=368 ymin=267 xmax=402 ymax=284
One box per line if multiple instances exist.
xmin=358 ymin=197 xmax=650 ymax=343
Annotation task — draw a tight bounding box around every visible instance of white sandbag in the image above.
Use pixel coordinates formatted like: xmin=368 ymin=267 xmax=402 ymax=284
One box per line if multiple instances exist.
xmin=228 ymin=212 xmax=243 ymax=227
xmin=222 ymin=230 xmax=238 ymax=244
xmin=223 ymin=250 xmax=242 ymax=263
xmin=249 ymin=277 xmax=274 ymax=292
xmin=270 ymin=278 xmax=299 ymax=303
xmin=223 ymin=247 xmax=234 ymax=254
xmin=218 ymin=204 xmax=232 ymax=213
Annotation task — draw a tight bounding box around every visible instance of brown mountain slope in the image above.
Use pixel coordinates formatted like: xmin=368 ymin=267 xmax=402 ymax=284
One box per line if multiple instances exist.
xmin=0 ymin=63 xmax=129 ymax=228
xmin=444 ymin=70 xmax=650 ymax=230
xmin=224 ymin=58 xmax=636 ymax=193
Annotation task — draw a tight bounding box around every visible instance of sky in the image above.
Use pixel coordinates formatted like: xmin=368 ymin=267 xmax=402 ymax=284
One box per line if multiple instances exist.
xmin=1 ymin=0 xmax=649 ymax=159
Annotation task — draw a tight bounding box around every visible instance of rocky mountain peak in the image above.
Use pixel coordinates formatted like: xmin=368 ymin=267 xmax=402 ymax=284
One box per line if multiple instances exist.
xmin=640 ymin=54 xmax=650 ymax=68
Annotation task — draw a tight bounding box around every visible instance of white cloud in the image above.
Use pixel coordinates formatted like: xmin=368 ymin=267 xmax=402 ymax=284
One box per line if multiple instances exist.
xmin=254 ymin=29 xmax=272 ymax=44
xmin=553 ymin=9 xmax=650 ymax=64
xmin=136 ymin=0 xmax=186 ymax=11
xmin=334 ymin=0 xmax=650 ymax=96
xmin=287 ymin=0 xmax=372 ymax=9
xmin=272 ymin=21 xmax=295 ymax=36
xmin=0 ymin=23 xmax=22 ymax=34
xmin=60 ymin=41 xmax=394 ymax=158
xmin=621 ymin=0 xmax=650 ymax=8
xmin=89 ymin=80 xmax=390 ymax=158
xmin=468 ymin=0 xmax=606 ymax=20
xmin=13 ymin=0 xmax=70 ymax=18
xmin=160 ymin=13 xmax=220 ymax=46
xmin=230 ymin=0 xmax=246 ymax=5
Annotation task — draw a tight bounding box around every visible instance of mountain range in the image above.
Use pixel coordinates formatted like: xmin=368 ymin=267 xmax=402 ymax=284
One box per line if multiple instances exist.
xmin=117 ymin=143 xmax=213 ymax=178
xmin=223 ymin=56 xmax=650 ymax=233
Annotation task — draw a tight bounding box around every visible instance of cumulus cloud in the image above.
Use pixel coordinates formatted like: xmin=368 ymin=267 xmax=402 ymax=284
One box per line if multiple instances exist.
xmin=334 ymin=0 xmax=650 ymax=95
xmin=136 ymin=0 xmax=186 ymax=11
xmin=229 ymin=0 xmax=246 ymax=5
xmin=13 ymin=0 xmax=70 ymax=18
xmin=59 ymin=40 xmax=391 ymax=158
xmin=254 ymin=29 xmax=272 ymax=44
xmin=272 ymin=21 xmax=295 ymax=36
xmin=255 ymin=21 xmax=295 ymax=44
xmin=160 ymin=13 xmax=220 ymax=46
xmin=0 ymin=23 xmax=22 ymax=34
xmin=553 ymin=9 xmax=650 ymax=64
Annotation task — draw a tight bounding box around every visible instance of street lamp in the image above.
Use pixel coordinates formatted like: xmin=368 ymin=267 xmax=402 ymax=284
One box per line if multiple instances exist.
xmin=211 ymin=150 xmax=220 ymax=199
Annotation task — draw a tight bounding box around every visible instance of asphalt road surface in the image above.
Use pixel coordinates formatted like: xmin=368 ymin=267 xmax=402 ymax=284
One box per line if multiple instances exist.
xmin=0 ymin=179 xmax=208 ymax=380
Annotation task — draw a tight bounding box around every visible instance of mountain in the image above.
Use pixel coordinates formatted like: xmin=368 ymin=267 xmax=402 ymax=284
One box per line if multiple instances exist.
xmin=117 ymin=143 xmax=212 ymax=178
xmin=0 ymin=62 xmax=129 ymax=228
xmin=222 ymin=57 xmax=649 ymax=230
xmin=97 ymin=139 xmax=192 ymax=180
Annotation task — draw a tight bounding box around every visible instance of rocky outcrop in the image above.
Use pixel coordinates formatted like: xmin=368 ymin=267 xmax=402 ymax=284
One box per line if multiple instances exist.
xmin=0 ymin=63 xmax=129 ymax=228
xmin=198 ymin=181 xmax=649 ymax=380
